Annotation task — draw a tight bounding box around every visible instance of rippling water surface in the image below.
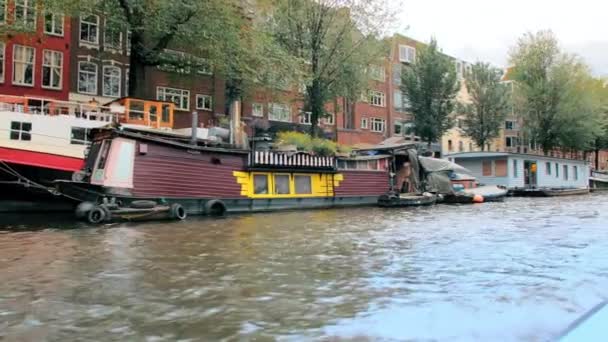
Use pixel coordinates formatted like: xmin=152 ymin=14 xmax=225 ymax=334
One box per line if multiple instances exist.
xmin=1 ymin=195 xmax=608 ymax=341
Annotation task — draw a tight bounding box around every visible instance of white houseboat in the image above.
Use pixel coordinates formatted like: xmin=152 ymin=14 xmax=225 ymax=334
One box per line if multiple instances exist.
xmin=445 ymin=152 xmax=590 ymax=196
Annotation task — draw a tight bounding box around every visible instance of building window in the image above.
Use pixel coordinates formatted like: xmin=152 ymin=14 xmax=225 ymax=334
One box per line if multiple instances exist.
xmin=78 ymin=61 xmax=98 ymax=94
xmin=268 ymin=103 xmax=290 ymax=122
xmin=42 ymin=50 xmax=63 ymax=90
xmin=458 ymin=141 xmax=464 ymax=152
xmin=157 ymin=87 xmax=189 ymax=111
xmin=104 ymin=20 xmax=123 ymax=51
xmin=370 ymin=65 xmax=385 ymax=82
xmin=294 ymin=175 xmax=312 ymax=194
xmin=274 ymin=174 xmax=291 ymax=195
xmin=468 ymin=142 xmax=473 ymax=151
xmin=70 ymin=127 xmax=89 ymax=145
xmin=563 ymin=165 xmax=568 ymax=180
xmin=299 ymin=111 xmax=311 ymax=125
xmin=324 ymin=113 xmax=334 ymax=125
xmin=505 ymin=121 xmax=515 ymax=130
xmin=399 ymin=45 xmax=416 ymax=64
xmin=394 ymin=90 xmax=407 ymax=112
xmin=14 ymin=0 xmax=36 ymax=28
xmin=10 ymin=121 xmax=31 ymax=141
xmin=44 ymin=13 xmax=64 ymax=36
xmin=102 ymin=65 xmax=121 ymax=97
xmin=253 ymin=174 xmax=269 ymax=194
xmin=546 ymin=162 xmax=551 ymax=175
xmin=448 ymin=140 xmax=453 ymax=152
xmin=252 ymin=103 xmax=263 ymax=117
xmin=80 ymin=15 xmax=100 ymax=45
xmin=513 ymin=160 xmax=518 ymax=177
xmin=505 ymin=136 xmax=517 ymax=148
xmin=394 ymin=122 xmax=402 ymax=135
xmin=196 ymin=94 xmax=213 ymax=111
xmin=12 ymin=45 xmax=34 ymax=86
xmin=392 ymin=63 xmax=402 ymax=86
xmin=555 ymin=163 xmax=559 ymax=178
xmin=369 ymin=90 xmax=386 ymax=107
xmin=574 ymin=166 xmax=578 ymax=180
xmin=0 ymin=42 xmax=5 ymax=83
xmin=370 ymin=118 xmax=385 ymax=133
xmin=361 ymin=117 xmax=368 ymax=129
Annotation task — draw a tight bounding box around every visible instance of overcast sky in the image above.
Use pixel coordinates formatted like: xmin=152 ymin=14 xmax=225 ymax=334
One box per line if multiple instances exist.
xmin=390 ymin=0 xmax=608 ymax=76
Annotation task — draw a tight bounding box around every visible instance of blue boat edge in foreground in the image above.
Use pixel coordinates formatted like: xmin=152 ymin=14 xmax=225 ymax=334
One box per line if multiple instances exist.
xmin=557 ymin=300 xmax=608 ymax=341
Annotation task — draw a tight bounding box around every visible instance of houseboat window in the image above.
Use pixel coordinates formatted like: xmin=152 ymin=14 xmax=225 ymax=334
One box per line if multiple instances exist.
xmin=253 ymin=174 xmax=269 ymax=194
xmin=546 ymin=162 xmax=551 ymax=175
xmin=295 ymin=175 xmax=312 ymax=194
xmin=85 ymin=142 xmax=102 ymax=171
xmin=555 ymin=163 xmax=559 ymax=178
xmin=346 ymin=160 xmax=357 ymax=169
xmin=563 ymin=165 xmax=568 ymax=180
xmin=10 ymin=121 xmax=31 ymax=141
xmin=357 ymin=160 xmax=368 ymax=169
xmin=149 ymin=105 xmax=158 ymax=124
xmin=495 ymin=160 xmax=507 ymax=177
xmin=96 ymin=141 xmax=111 ymax=170
xmin=369 ymin=160 xmax=379 ymax=170
xmin=129 ymin=100 xmax=145 ymax=120
xmin=70 ymin=127 xmax=89 ymax=145
xmin=274 ymin=175 xmax=290 ymax=195
xmin=513 ymin=160 xmax=518 ymax=177
xmin=337 ymin=160 xmax=346 ymax=169
xmin=482 ymin=160 xmax=492 ymax=176
xmin=574 ymin=166 xmax=578 ymax=180
xmin=161 ymin=104 xmax=171 ymax=123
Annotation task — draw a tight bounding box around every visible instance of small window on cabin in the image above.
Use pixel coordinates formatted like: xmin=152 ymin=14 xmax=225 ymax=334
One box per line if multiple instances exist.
xmin=357 ymin=160 xmax=368 ymax=170
xmin=574 ymin=166 xmax=578 ymax=180
xmin=161 ymin=104 xmax=171 ymax=123
xmin=10 ymin=121 xmax=32 ymax=141
xmin=563 ymin=165 xmax=568 ymax=180
xmin=295 ymin=175 xmax=312 ymax=194
xmin=129 ymin=100 xmax=145 ymax=120
xmin=96 ymin=141 xmax=111 ymax=170
xmin=253 ymin=174 xmax=269 ymax=195
xmin=482 ymin=160 xmax=492 ymax=176
xmin=368 ymin=160 xmax=378 ymax=170
xmin=495 ymin=160 xmax=507 ymax=177
xmin=337 ymin=160 xmax=346 ymax=169
xmin=149 ymin=105 xmax=158 ymax=124
xmin=70 ymin=127 xmax=88 ymax=145
xmin=546 ymin=162 xmax=551 ymax=175
xmin=346 ymin=160 xmax=356 ymax=169
xmin=555 ymin=163 xmax=559 ymax=178
xmin=274 ymin=175 xmax=290 ymax=195
xmin=513 ymin=160 xmax=518 ymax=177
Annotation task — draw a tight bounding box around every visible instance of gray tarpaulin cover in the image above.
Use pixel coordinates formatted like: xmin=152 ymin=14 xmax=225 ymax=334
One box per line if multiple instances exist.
xmin=407 ymin=149 xmax=422 ymax=193
xmin=419 ymin=157 xmax=473 ymax=195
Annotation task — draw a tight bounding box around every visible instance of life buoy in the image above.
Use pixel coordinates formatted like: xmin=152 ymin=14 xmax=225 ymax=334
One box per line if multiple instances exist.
xmin=170 ymin=203 xmax=187 ymax=220
xmin=87 ymin=207 xmax=106 ymax=224
xmin=205 ymin=199 xmax=226 ymax=216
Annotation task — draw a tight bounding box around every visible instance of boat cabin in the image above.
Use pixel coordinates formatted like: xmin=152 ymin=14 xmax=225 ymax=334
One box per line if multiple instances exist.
xmin=445 ymin=152 xmax=590 ymax=190
xmin=105 ymin=98 xmax=175 ymax=129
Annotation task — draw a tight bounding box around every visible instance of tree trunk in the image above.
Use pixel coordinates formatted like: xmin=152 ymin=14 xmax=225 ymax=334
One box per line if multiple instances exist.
xmin=128 ymin=31 xmax=147 ymax=99
xmin=595 ymin=148 xmax=600 ymax=170
xmin=309 ymin=78 xmax=323 ymax=138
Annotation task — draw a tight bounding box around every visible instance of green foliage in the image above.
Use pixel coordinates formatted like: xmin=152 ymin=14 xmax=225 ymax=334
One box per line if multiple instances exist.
xmin=461 ymin=62 xmax=511 ymax=151
xmin=275 ymin=131 xmax=350 ymax=156
xmin=265 ymin=0 xmax=394 ymax=136
xmin=509 ymin=30 xmax=604 ymax=153
xmin=401 ymin=38 xmax=460 ymax=146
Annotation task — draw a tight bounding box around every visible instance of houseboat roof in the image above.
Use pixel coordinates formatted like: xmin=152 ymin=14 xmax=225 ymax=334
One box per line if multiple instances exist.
xmin=446 ymin=152 xmax=588 ymax=164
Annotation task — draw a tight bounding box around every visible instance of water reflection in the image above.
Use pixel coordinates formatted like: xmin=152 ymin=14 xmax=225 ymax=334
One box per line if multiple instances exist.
xmin=1 ymin=195 xmax=608 ymax=341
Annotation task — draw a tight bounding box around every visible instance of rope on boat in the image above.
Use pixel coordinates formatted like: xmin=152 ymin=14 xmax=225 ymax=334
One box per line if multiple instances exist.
xmin=0 ymin=161 xmax=62 ymax=196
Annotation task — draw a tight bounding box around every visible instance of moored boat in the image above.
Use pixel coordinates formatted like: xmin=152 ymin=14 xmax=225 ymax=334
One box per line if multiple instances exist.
xmin=378 ymin=192 xmax=437 ymax=207
xmin=509 ymin=187 xmax=589 ymax=197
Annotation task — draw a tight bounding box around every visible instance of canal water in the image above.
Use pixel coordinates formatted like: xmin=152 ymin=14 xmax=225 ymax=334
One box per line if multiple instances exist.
xmin=1 ymin=195 xmax=607 ymax=341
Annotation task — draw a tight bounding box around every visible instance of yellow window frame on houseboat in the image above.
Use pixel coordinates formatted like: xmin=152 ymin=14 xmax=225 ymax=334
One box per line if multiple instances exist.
xmin=237 ymin=171 xmax=340 ymax=199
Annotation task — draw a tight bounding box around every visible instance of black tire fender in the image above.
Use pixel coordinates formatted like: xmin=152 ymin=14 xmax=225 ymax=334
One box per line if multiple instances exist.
xmin=130 ymin=200 xmax=157 ymax=209
xmin=205 ymin=199 xmax=226 ymax=216
xmin=87 ymin=207 xmax=106 ymax=224
xmin=170 ymin=203 xmax=187 ymax=220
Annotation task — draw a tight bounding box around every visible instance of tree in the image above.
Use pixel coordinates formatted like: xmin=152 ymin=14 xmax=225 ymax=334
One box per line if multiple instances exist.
xmin=509 ymin=30 xmax=602 ymax=154
xmin=401 ymin=38 xmax=459 ymax=147
xmin=264 ymin=0 xmax=394 ymax=136
xmin=460 ymin=62 xmax=510 ymax=151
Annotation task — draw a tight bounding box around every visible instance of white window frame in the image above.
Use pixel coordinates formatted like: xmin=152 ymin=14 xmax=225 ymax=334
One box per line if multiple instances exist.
xmin=324 ymin=113 xmax=334 ymax=125
xmin=370 ymin=65 xmax=385 ymax=82
xmin=399 ymin=45 xmax=416 ymax=64
xmin=103 ymin=19 xmax=123 ymax=52
xmin=369 ymin=90 xmax=386 ymax=107
xmin=361 ymin=117 xmax=368 ymax=129
xmin=77 ymin=61 xmax=98 ymax=95
xmin=268 ymin=103 xmax=291 ymax=122
xmin=10 ymin=121 xmax=32 ymax=141
xmin=12 ymin=45 xmax=35 ymax=87
xmin=299 ymin=111 xmax=311 ymax=125
xmin=157 ymin=86 xmax=190 ymax=111
xmin=41 ymin=50 xmax=63 ymax=90
xmin=195 ymin=94 xmax=213 ymax=111
xmin=14 ymin=0 xmax=36 ymax=28
xmin=251 ymin=103 xmax=264 ymax=117
xmin=70 ymin=127 xmax=90 ymax=145
xmin=44 ymin=12 xmax=64 ymax=36
xmin=80 ymin=15 xmax=100 ymax=45
xmin=0 ymin=42 xmax=5 ymax=83
xmin=370 ymin=117 xmax=386 ymax=133
xmin=102 ymin=64 xmax=121 ymax=98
